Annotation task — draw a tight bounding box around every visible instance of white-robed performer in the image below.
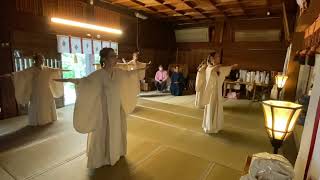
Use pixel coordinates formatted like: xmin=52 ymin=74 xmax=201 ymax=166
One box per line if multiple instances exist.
xmin=120 ymin=50 xmax=151 ymax=106
xmin=121 ymin=50 xmax=151 ymax=79
xmin=1 ymin=54 xmax=65 ymax=126
xmin=195 ymin=59 xmax=207 ymax=108
xmin=200 ymin=52 xmax=237 ymax=133
xmin=55 ymin=48 xmax=145 ymax=169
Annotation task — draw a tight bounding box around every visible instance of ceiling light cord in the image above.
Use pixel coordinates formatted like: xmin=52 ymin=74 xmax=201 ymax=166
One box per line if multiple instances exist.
xmin=136 ymin=17 xmax=140 ymax=51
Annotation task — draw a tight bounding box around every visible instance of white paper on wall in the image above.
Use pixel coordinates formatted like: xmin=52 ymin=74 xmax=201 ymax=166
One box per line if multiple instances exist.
xmin=93 ymin=40 xmax=102 ymax=54
xmin=71 ymin=36 xmax=82 ymax=54
xmin=57 ymin=35 xmax=70 ymax=53
xmin=82 ymin=38 xmax=93 ymax=54
xmin=102 ymin=41 xmax=111 ymax=48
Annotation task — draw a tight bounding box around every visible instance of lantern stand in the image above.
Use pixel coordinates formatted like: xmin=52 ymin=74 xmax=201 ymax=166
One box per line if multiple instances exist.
xmin=271 ymin=139 xmax=283 ymax=154
xmin=277 ymin=87 xmax=283 ymax=100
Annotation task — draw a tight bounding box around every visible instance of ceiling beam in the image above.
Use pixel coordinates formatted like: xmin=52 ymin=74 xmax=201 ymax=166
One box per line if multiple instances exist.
xmin=131 ymin=0 xmax=167 ymax=15
xmin=208 ymin=0 xmax=228 ymax=18
xmin=152 ymin=0 xmax=195 ymax=20
xmin=180 ymin=0 xmax=214 ymax=21
xmin=112 ymin=0 xmax=168 ymax=17
xmin=236 ymin=0 xmax=249 ymax=16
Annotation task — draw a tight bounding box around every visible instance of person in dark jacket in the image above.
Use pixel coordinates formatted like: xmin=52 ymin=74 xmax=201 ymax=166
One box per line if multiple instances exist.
xmin=170 ymin=66 xmax=185 ymax=96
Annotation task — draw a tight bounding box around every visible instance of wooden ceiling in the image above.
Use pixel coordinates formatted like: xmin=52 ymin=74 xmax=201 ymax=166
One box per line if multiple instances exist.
xmin=100 ymin=0 xmax=297 ymax=25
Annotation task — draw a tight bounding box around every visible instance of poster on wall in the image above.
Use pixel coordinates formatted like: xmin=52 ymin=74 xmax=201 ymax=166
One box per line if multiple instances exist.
xmin=102 ymin=41 xmax=111 ymax=48
xmin=57 ymin=35 xmax=70 ymax=53
xmin=93 ymin=40 xmax=102 ymax=54
xmin=82 ymin=38 xmax=93 ymax=54
xmin=110 ymin=42 xmax=118 ymax=55
xmin=70 ymin=37 xmax=82 ymax=54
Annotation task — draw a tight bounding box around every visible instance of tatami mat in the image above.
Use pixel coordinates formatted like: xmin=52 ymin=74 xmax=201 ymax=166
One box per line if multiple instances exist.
xmin=131 ymin=147 xmax=211 ymax=180
xmin=0 ymin=96 xmax=296 ymax=180
xmin=0 ymin=131 xmax=86 ymax=180
xmin=0 ymin=167 xmax=14 ymax=180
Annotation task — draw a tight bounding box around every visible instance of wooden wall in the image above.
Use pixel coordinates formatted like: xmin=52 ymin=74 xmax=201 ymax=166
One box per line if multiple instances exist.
xmin=0 ymin=0 xmax=176 ymax=119
xmin=119 ymin=18 xmax=176 ymax=79
xmin=175 ymin=17 xmax=290 ymax=74
xmin=284 ymin=0 xmax=320 ymax=101
xmin=0 ymin=0 xmax=123 ymax=119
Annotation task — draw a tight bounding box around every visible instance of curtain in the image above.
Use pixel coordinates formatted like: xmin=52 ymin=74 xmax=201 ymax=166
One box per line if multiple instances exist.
xmin=102 ymin=41 xmax=111 ymax=48
xmin=93 ymin=40 xmax=102 ymax=54
xmin=71 ymin=37 xmax=82 ymax=54
xmin=57 ymin=35 xmax=70 ymax=53
xmin=83 ymin=38 xmax=93 ymax=54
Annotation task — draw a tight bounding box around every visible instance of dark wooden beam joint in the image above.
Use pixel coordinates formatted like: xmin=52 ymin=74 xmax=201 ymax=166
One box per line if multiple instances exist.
xmin=181 ymin=0 xmax=213 ymax=20
xmin=153 ymin=0 xmax=195 ymax=21
xmin=237 ymin=0 xmax=249 ymax=16
xmin=208 ymin=0 xmax=228 ymax=18
xmin=129 ymin=0 xmax=167 ymax=17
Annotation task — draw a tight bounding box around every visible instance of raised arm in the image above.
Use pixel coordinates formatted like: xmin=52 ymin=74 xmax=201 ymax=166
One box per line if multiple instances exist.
xmin=0 ymin=73 xmax=13 ymax=78
xmin=54 ymin=78 xmax=80 ymax=84
xmin=231 ymin=64 xmax=238 ymax=69
xmin=50 ymin=68 xmax=72 ymax=72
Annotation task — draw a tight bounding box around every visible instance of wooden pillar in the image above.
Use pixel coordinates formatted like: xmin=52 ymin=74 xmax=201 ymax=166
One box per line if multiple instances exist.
xmin=284 ymin=32 xmax=304 ymax=101
xmin=0 ymin=1 xmax=18 ymax=119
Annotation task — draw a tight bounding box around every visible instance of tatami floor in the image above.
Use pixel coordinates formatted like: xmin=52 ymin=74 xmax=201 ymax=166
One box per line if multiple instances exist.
xmin=0 ymin=95 xmax=297 ymax=180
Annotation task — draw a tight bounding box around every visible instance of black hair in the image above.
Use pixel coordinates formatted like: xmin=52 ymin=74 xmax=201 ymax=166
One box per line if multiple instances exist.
xmin=206 ymin=51 xmax=216 ymax=65
xmin=33 ymin=53 xmax=44 ymax=61
xmin=133 ymin=49 xmax=140 ymax=54
xmin=100 ymin=48 xmax=115 ymax=67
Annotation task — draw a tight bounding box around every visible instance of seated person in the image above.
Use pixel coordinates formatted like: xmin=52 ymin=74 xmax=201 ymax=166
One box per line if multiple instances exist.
xmin=154 ymin=65 xmax=168 ymax=92
xmin=170 ymin=65 xmax=185 ymax=96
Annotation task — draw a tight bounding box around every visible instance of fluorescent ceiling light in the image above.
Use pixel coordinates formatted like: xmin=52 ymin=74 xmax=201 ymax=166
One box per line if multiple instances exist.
xmin=51 ymin=17 xmax=122 ymax=35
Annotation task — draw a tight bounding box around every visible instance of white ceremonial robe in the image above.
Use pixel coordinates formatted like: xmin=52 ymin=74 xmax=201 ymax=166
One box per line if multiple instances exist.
xmin=13 ymin=67 xmax=63 ymax=126
xmin=116 ymin=61 xmax=147 ymax=108
xmin=73 ymin=68 xmax=138 ymax=168
xmin=201 ymin=65 xmax=232 ymax=133
xmin=195 ymin=65 xmax=207 ymax=108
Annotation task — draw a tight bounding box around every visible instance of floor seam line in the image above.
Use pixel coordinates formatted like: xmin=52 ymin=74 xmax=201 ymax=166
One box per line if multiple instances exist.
xmin=130 ymin=145 xmax=166 ymax=173
xmin=0 ymin=163 xmax=17 ymax=180
xmin=129 ymin=114 xmax=202 ymax=135
xmin=24 ymin=150 xmax=86 ymax=180
xmin=0 ymin=132 xmax=71 ymax=156
xmin=199 ymin=162 xmax=216 ymax=180
xmin=136 ymin=105 xmax=202 ymax=120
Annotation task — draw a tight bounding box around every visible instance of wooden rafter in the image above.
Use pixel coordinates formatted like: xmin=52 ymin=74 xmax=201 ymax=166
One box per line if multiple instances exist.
xmin=208 ymin=0 xmax=228 ymax=18
xmin=237 ymin=0 xmax=249 ymax=16
xmin=105 ymin=0 xmax=289 ymax=24
xmin=116 ymin=0 xmax=168 ymax=16
xmin=180 ymin=0 xmax=214 ymax=21
xmin=152 ymin=0 xmax=194 ymax=20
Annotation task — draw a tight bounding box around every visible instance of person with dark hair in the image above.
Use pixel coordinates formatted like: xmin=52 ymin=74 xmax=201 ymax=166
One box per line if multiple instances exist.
xmin=119 ymin=50 xmax=151 ymax=101
xmin=0 ymin=53 xmax=67 ymax=126
xmin=170 ymin=65 xmax=185 ymax=96
xmin=199 ymin=51 xmax=238 ymax=133
xmin=195 ymin=54 xmax=213 ymax=108
xmin=54 ymin=48 xmax=145 ymax=169
xmin=154 ymin=65 xmax=168 ymax=92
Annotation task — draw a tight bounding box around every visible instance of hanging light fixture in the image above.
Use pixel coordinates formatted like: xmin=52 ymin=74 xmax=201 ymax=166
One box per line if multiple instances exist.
xmin=275 ymin=74 xmax=288 ymax=99
xmin=261 ymin=100 xmax=302 ymax=154
xmin=51 ymin=17 xmax=122 ymax=35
